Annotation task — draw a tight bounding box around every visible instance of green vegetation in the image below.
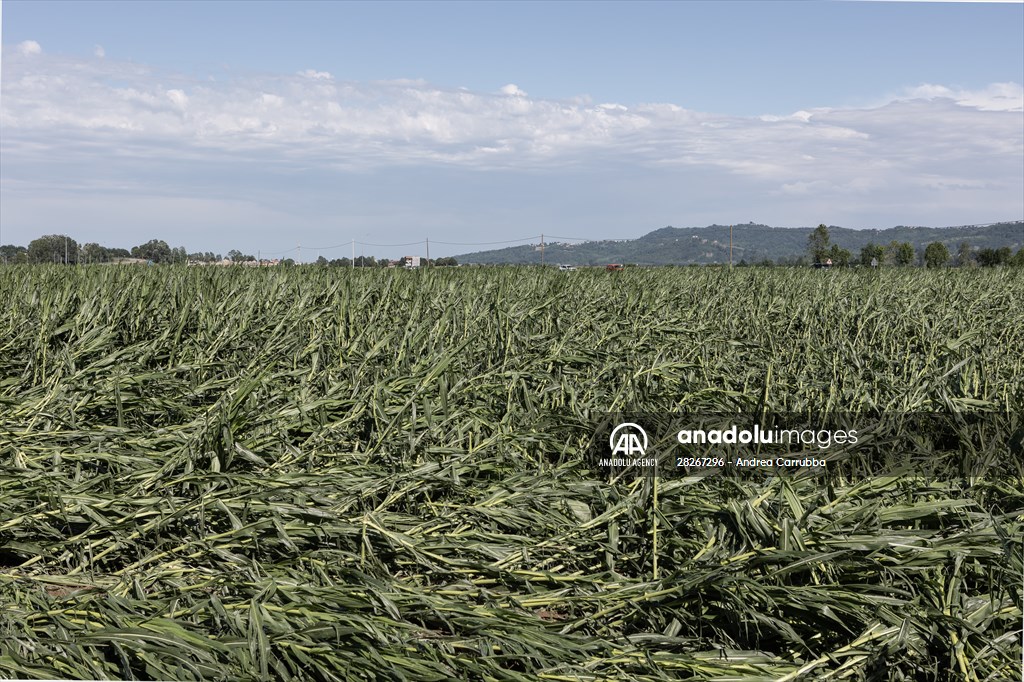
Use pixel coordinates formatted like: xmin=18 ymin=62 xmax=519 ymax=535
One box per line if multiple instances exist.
xmin=807 ymin=224 xmax=831 ymax=264
xmin=888 ymin=240 xmax=916 ymax=267
xmin=26 ymin=235 xmax=80 ymax=265
xmin=1 ymin=265 xmax=1021 ymax=680
xmin=455 ymin=221 xmax=1024 ymax=265
xmin=859 ymin=242 xmax=885 ymax=267
xmin=131 ymin=240 xmax=187 ymax=265
xmin=924 ymin=242 xmax=951 ymax=269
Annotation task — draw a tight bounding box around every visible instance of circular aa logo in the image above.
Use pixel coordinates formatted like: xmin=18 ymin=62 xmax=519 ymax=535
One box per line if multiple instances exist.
xmin=609 ymin=423 xmax=648 ymax=456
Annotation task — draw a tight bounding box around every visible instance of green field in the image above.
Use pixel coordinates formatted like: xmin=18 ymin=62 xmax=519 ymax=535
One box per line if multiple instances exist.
xmin=1 ymin=265 xmax=1021 ymax=681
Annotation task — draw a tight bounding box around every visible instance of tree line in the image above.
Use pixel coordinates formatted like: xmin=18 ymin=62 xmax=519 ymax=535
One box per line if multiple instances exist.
xmin=805 ymin=224 xmax=1023 ymax=268
xmin=1 ymin=236 xmax=207 ymax=265
xmin=2 ymin=230 xmax=1019 ymax=268
xmin=0 ymin=236 xmax=459 ymax=267
xmin=309 ymin=255 xmax=458 ymax=268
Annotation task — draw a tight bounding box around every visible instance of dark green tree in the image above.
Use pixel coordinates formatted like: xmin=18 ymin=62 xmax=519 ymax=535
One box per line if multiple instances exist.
xmin=888 ymin=240 xmax=914 ymax=266
xmin=81 ymin=243 xmax=110 ymax=264
xmin=0 ymin=245 xmax=28 ymax=264
xmin=28 ymin=234 xmax=79 ymax=264
xmin=923 ymin=242 xmax=950 ymax=268
xmin=827 ymin=244 xmax=852 ymax=267
xmin=807 ymin=224 xmax=831 ymax=264
xmin=131 ymin=239 xmax=172 ymax=263
xmin=977 ymin=247 xmax=1012 ymax=267
xmin=859 ymin=243 xmax=885 ymax=267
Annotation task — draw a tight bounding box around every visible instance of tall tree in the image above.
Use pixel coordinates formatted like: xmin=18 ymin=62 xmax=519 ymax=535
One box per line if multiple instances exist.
xmin=923 ymin=242 xmax=950 ymax=268
xmin=807 ymin=224 xmax=831 ymax=264
xmin=859 ymin=243 xmax=885 ymax=267
xmin=131 ymin=239 xmax=172 ymax=263
xmin=28 ymin=235 xmax=79 ymax=264
xmin=81 ymin=243 xmax=110 ymax=264
xmin=888 ymin=240 xmax=914 ymax=266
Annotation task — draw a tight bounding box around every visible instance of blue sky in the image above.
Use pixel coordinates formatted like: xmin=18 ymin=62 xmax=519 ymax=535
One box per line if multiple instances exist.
xmin=2 ymin=0 xmax=1022 ymax=259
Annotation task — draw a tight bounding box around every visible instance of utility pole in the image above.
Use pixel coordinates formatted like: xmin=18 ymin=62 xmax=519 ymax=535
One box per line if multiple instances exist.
xmin=297 ymin=243 xmax=301 ymax=265
xmin=729 ymin=225 xmax=733 ymax=268
xmin=65 ymin=237 xmax=68 ymax=265
xmin=541 ymin=234 xmax=545 ymax=266
xmin=425 ymin=237 xmax=430 ymax=266
xmin=351 ymin=239 xmax=355 ymax=268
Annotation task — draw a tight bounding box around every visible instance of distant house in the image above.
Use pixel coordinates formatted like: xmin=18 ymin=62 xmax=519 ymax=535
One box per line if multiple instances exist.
xmin=402 ymin=256 xmax=422 ymax=269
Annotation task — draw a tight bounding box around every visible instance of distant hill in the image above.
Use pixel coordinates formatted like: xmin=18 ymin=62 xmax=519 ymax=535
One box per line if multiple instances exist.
xmin=455 ymin=221 xmax=1024 ymax=265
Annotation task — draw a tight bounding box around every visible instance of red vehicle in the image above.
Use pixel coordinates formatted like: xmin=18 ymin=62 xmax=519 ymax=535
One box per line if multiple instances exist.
xmin=606 ymin=263 xmax=624 ymax=271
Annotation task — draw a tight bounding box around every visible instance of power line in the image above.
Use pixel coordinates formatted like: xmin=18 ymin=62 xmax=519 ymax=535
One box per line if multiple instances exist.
xmin=544 ymin=234 xmax=633 ymax=242
xmin=258 ymin=246 xmax=298 ymax=256
xmin=430 ymin=236 xmax=541 ymax=246
xmin=300 ymin=241 xmax=356 ymax=251
xmin=353 ymin=240 xmax=427 ymax=248
xmin=269 ymin=235 xmax=547 ymax=253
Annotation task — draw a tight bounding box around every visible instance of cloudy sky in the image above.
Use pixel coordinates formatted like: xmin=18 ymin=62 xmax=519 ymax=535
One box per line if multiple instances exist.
xmin=1 ymin=1 xmax=1022 ymax=259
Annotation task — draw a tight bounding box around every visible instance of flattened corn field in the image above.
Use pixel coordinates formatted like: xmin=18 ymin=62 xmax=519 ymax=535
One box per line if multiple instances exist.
xmin=1 ymin=265 xmax=1021 ymax=681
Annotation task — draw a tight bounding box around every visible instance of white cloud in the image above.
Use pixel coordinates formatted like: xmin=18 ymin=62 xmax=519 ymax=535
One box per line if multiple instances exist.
xmin=260 ymin=93 xmax=284 ymax=108
xmin=761 ymin=110 xmax=815 ymax=123
xmin=901 ymin=82 xmax=1023 ymax=112
xmin=0 ymin=53 xmax=1020 ymax=234
xmin=94 ymin=45 xmax=106 ymax=58
xmin=166 ymin=89 xmax=189 ymax=110
xmin=2 ymin=56 xmax=1019 ymax=176
xmin=299 ymin=69 xmax=333 ymax=80
xmin=17 ymin=40 xmax=42 ymax=56
xmin=499 ymin=83 xmax=527 ymax=97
